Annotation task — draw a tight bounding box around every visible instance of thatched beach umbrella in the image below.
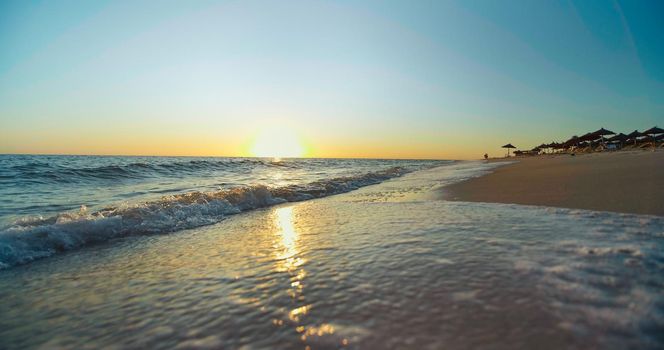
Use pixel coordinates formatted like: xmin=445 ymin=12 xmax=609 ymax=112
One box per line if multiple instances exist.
xmin=549 ymin=141 xmax=562 ymax=149
xmin=642 ymin=126 xmax=664 ymax=148
xmin=643 ymin=126 xmax=664 ymax=135
xmin=502 ymin=143 xmax=516 ymax=157
xmin=563 ymin=136 xmax=580 ymax=149
xmin=607 ymin=133 xmax=628 ymax=149
xmin=626 ymin=130 xmax=644 ymax=146
xmin=575 ymin=133 xmax=597 ymax=150
xmin=626 ymin=130 xmax=643 ymax=138
xmin=579 ymin=132 xmax=598 ymax=142
xmin=607 ymin=133 xmax=628 ymax=143
xmin=592 ymin=127 xmax=615 ymax=136
xmin=643 ymin=126 xmax=664 ymax=140
xmin=592 ymin=127 xmax=615 ymax=144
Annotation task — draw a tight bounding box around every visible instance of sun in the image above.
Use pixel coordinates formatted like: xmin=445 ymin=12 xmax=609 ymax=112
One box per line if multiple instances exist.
xmin=249 ymin=126 xmax=307 ymax=159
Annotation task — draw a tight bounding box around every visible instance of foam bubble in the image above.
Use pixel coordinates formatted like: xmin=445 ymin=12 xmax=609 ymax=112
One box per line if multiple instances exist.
xmin=0 ymin=167 xmax=412 ymax=269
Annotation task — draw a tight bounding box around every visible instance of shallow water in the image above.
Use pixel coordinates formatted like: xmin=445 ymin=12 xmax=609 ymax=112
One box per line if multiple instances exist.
xmin=0 ymin=155 xmax=444 ymax=268
xmin=0 ymin=164 xmax=662 ymax=349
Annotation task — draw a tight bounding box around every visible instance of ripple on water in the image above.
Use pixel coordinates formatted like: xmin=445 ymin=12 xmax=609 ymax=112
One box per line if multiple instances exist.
xmin=0 ymin=172 xmax=663 ymax=349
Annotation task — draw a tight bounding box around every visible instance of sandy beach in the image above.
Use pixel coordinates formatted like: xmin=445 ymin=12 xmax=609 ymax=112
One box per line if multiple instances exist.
xmin=443 ymin=150 xmax=664 ymax=216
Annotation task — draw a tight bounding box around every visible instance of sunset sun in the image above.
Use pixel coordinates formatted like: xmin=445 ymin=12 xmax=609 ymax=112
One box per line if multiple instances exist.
xmin=249 ymin=126 xmax=307 ymax=159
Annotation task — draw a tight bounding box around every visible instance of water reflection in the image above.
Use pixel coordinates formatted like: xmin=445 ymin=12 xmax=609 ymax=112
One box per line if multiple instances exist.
xmin=274 ymin=207 xmax=305 ymax=274
xmin=273 ymin=206 xmax=308 ymax=309
xmin=272 ymin=207 xmax=343 ymax=346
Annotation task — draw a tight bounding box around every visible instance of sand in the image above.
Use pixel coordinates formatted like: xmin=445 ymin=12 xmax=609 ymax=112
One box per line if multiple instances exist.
xmin=442 ymin=150 xmax=664 ymax=216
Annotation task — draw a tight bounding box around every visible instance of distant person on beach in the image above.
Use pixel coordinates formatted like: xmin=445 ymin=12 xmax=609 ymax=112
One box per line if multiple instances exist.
xmin=484 ymin=153 xmax=488 ymax=160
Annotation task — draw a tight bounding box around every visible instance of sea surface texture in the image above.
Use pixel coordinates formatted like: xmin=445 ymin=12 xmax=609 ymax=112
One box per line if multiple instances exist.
xmin=0 ymin=156 xmax=663 ymax=349
xmin=0 ymin=155 xmax=443 ymax=268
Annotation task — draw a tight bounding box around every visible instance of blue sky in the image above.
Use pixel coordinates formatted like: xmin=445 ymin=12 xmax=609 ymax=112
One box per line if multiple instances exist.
xmin=1 ymin=0 xmax=662 ymax=158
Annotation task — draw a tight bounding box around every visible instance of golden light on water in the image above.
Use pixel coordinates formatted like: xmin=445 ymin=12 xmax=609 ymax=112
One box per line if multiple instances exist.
xmin=272 ymin=206 xmax=311 ymax=325
xmin=274 ymin=206 xmax=306 ymax=293
xmin=272 ymin=206 xmax=350 ymax=347
xmin=275 ymin=206 xmax=299 ymax=265
xmin=250 ymin=126 xmax=307 ymax=159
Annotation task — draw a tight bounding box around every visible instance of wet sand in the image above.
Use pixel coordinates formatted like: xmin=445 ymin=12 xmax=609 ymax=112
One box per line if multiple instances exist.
xmin=443 ymin=151 xmax=664 ymax=216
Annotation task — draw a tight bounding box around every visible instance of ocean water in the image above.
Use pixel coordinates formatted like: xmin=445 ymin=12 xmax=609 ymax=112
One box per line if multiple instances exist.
xmin=0 ymin=157 xmax=663 ymax=349
xmin=0 ymin=155 xmax=444 ymax=268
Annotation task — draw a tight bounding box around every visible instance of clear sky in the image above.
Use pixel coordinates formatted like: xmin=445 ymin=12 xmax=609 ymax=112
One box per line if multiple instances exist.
xmin=1 ymin=0 xmax=663 ymax=159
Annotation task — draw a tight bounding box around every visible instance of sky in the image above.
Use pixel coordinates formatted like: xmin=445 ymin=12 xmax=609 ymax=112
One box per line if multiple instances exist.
xmin=1 ymin=0 xmax=663 ymax=159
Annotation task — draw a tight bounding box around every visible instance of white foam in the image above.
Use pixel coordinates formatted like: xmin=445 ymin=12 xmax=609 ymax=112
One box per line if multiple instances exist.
xmin=0 ymin=167 xmax=414 ymax=268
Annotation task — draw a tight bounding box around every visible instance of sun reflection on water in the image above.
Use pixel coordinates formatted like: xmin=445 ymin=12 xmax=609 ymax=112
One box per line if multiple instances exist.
xmin=273 ymin=206 xmax=348 ymax=347
xmin=275 ymin=207 xmax=303 ymax=271
xmin=274 ymin=206 xmax=307 ymax=302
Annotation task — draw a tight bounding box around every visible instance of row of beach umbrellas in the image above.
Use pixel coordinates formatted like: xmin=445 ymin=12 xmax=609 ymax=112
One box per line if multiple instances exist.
xmin=502 ymin=126 xmax=664 ymax=155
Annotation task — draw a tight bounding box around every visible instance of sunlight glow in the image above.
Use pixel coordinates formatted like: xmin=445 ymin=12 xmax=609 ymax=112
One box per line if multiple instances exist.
xmin=273 ymin=206 xmax=309 ymax=324
xmin=276 ymin=206 xmax=298 ymax=262
xmin=250 ymin=126 xmax=307 ymax=159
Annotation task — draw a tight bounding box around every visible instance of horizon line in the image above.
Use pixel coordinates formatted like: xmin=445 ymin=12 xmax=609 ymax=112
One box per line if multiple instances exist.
xmin=0 ymin=152 xmax=459 ymax=161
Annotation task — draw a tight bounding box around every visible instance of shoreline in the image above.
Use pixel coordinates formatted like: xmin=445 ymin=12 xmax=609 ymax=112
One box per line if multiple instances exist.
xmin=441 ymin=150 xmax=664 ymax=216
xmin=2 ymin=157 xmax=663 ymax=349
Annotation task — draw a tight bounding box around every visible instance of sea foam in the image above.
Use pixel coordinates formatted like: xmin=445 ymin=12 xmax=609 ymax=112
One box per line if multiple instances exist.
xmin=0 ymin=166 xmax=411 ymax=268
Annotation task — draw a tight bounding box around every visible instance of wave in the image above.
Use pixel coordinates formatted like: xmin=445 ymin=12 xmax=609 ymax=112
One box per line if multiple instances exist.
xmin=0 ymin=166 xmax=410 ymax=269
xmin=3 ymin=158 xmax=295 ymax=184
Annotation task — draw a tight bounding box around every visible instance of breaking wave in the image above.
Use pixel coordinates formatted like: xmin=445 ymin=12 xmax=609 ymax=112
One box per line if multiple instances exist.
xmin=0 ymin=166 xmax=411 ymax=268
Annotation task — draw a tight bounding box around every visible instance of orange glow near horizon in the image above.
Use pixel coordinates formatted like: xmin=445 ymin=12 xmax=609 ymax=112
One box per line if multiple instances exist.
xmin=0 ymin=124 xmax=511 ymax=160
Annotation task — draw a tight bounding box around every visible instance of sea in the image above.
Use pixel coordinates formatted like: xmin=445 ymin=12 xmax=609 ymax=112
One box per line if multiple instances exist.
xmin=0 ymin=155 xmax=662 ymax=349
